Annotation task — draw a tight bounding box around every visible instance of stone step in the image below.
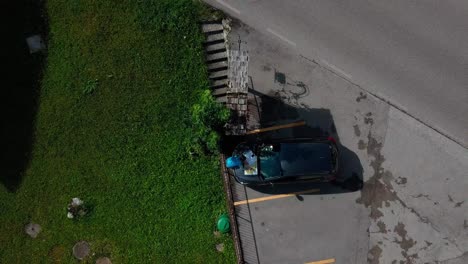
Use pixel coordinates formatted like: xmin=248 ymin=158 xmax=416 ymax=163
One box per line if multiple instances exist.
xmin=209 ymin=71 xmax=228 ymax=81
xmin=207 ymin=48 xmax=227 ymax=56
xmin=208 ymin=65 xmax=228 ymax=73
xmin=203 ymin=38 xmax=224 ymax=47
xmin=207 ymin=60 xmax=228 ymax=71
xmin=215 ymin=96 xmax=228 ymax=104
xmin=212 ymin=87 xmax=228 ymax=96
xmin=210 ymin=79 xmax=228 ymax=89
xmin=204 ymin=32 xmax=225 ymax=43
xmin=205 ymin=42 xmax=226 ymax=53
xmin=204 ymin=29 xmax=224 ymax=36
xmin=206 ymin=52 xmax=228 ymax=63
xmin=201 ymin=23 xmax=223 ymax=33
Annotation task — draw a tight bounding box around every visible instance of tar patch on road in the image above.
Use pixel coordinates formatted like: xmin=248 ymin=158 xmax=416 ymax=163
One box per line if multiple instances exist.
xmin=353 ymin=124 xmax=361 ymax=137
xmin=356 ymin=131 xmax=396 ymax=219
xmin=356 ymin=92 xmax=367 ymax=102
xmin=368 ymin=245 xmax=382 ymax=264
xmin=274 ymin=71 xmax=286 ymax=84
xmin=394 ymin=222 xmax=418 ymax=262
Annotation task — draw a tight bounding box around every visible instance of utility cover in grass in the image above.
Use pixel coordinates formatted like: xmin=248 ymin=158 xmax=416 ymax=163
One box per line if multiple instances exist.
xmin=96 ymin=257 xmax=112 ymax=264
xmin=24 ymin=223 xmax=41 ymax=238
xmin=73 ymin=241 xmax=90 ymax=260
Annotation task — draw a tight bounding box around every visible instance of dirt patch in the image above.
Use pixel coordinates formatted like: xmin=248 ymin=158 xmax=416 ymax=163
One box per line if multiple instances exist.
xmin=448 ymin=195 xmax=465 ymax=208
xmin=394 ymin=222 xmax=416 ymax=251
xmin=49 ymin=245 xmax=66 ymax=263
xmin=366 ymin=132 xmax=383 ymax=158
xmin=353 ymin=124 xmax=361 ymax=137
xmin=377 ymin=221 xmax=387 ymax=233
xmin=356 ymin=92 xmax=367 ymax=102
xmin=364 ymin=117 xmax=374 ymax=125
xmin=368 ymin=245 xmax=382 ymax=264
xmin=356 ymin=132 xmax=397 ymax=219
xmin=357 ymin=132 xmax=428 ymax=230
xmin=394 ymin=222 xmax=418 ymax=263
xmin=358 ymin=140 xmax=367 ymax=150
xmin=262 ymin=65 xmax=271 ymax=72
xmin=395 ymin=177 xmax=407 ymax=185
xmin=357 ymin=171 xmax=396 ymax=219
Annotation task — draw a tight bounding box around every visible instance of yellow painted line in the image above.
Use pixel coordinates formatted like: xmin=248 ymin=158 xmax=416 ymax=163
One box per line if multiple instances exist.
xmin=234 ymin=189 xmax=320 ymax=206
xmin=305 ymin=258 xmax=335 ymax=264
xmin=246 ymin=120 xmax=306 ymax=135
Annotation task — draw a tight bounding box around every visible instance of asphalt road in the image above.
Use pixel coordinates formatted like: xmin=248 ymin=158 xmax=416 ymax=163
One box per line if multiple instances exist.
xmin=206 ymin=0 xmax=468 ymax=147
xmin=226 ymin=19 xmax=468 ymax=264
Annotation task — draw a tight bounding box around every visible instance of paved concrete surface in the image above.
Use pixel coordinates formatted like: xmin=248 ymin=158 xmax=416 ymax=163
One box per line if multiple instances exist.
xmin=206 ymin=0 xmax=468 ymax=148
xmin=226 ymin=20 xmax=467 ymax=264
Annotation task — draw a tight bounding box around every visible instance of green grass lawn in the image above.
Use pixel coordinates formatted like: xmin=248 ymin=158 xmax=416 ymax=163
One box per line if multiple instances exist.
xmin=0 ymin=0 xmax=235 ymax=263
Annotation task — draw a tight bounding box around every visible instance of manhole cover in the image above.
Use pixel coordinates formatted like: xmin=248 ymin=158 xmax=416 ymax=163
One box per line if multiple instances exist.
xmin=72 ymin=241 xmax=90 ymax=260
xmin=96 ymin=257 xmax=112 ymax=264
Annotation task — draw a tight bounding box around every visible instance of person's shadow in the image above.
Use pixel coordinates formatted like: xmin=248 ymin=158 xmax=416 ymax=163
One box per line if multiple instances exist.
xmin=0 ymin=1 xmax=48 ymax=191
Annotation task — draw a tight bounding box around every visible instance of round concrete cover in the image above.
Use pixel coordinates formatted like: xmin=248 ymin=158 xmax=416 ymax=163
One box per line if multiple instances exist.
xmin=24 ymin=223 xmax=41 ymax=238
xmin=96 ymin=257 xmax=112 ymax=264
xmin=73 ymin=241 xmax=90 ymax=260
xmin=216 ymin=243 xmax=225 ymax=252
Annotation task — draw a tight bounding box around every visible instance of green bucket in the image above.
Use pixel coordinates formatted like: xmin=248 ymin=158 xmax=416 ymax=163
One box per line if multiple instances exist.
xmin=217 ymin=213 xmax=230 ymax=234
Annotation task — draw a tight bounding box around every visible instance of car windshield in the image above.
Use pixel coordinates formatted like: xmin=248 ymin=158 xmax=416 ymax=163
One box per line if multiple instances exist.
xmin=259 ymin=144 xmax=282 ymax=179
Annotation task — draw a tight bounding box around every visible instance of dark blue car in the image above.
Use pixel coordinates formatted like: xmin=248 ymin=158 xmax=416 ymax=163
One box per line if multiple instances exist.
xmin=229 ymin=137 xmax=339 ymax=185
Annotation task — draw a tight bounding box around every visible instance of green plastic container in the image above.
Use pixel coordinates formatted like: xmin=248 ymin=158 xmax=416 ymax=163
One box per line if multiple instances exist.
xmin=217 ymin=213 xmax=230 ymax=233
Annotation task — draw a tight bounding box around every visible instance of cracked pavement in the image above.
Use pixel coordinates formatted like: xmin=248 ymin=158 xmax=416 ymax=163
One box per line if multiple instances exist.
xmin=227 ymin=20 xmax=467 ymax=264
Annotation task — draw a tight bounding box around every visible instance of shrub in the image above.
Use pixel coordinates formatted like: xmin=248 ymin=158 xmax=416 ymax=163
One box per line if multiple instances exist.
xmin=190 ymin=90 xmax=229 ymax=154
xmin=83 ymin=79 xmax=98 ymax=95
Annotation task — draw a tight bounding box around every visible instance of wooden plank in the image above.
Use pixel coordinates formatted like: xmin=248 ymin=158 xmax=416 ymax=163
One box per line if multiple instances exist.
xmin=246 ymin=121 xmax=306 ymax=135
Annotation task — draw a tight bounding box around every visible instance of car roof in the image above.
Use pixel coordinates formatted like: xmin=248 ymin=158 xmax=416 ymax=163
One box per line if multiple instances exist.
xmin=279 ymin=142 xmax=332 ymax=176
xmin=259 ymin=141 xmax=333 ymax=178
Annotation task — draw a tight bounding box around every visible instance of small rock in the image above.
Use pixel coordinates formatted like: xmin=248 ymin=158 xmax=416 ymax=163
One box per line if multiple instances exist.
xmin=72 ymin=197 xmax=83 ymax=206
xmin=216 ymin=243 xmax=224 ymax=252
xmin=26 ymin=35 xmax=46 ymax=53
xmin=49 ymin=245 xmax=66 ymax=262
xmin=96 ymin=257 xmax=112 ymax=264
xmin=67 ymin=197 xmax=88 ymax=219
xmin=73 ymin=241 xmax=90 ymax=260
xmin=25 ymin=223 xmax=41 ymax=238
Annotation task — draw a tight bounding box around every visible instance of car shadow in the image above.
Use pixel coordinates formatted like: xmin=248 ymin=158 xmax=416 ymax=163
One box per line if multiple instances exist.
xmin=222 ymin=83 xmax=364 ymax=195
xmin=0 ymin=1 xmax=48 ymax=191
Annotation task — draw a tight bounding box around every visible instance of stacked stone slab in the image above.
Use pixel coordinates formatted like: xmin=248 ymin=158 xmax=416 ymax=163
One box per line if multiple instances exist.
xmin=228 ymin=50 xmax=249 ymax=94
xmin=201 ymin=20 xmax=249 ymax=135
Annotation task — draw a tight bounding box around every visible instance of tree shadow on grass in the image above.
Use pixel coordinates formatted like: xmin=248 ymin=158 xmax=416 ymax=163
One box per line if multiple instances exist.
xmin=223 ymin=87 xmax=364 ymax=195
xmin=0 ymin=1 xmax=48 ymax=191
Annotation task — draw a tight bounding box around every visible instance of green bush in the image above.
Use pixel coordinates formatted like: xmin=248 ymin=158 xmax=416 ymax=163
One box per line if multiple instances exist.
xmin=82 ymin=79 xmax=98 ymax=95
xmin=191 ymin=90 xmax=230 ymax=154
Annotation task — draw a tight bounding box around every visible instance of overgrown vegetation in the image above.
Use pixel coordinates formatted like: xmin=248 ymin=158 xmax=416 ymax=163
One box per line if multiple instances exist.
xmin=191 ymin=90 xmax=230 ymax=154
xmin=0 ymin=0 xmax=234 ymax=263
